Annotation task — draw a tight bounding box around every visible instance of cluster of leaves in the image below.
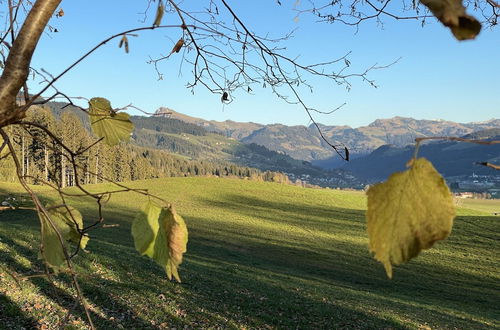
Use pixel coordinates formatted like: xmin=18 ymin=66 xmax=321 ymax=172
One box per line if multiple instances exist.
xmin=38 ymin=97 xmax=188 ymax=281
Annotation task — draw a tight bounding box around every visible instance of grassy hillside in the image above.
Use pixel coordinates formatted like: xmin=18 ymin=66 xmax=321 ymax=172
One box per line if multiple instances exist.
xmin=459 ymin=198 xmax=500 ymax=214
xmin=131 ymin=120 xmax=349 ymax=185
xmin=0 ymin=178 xmax=498 ymax=329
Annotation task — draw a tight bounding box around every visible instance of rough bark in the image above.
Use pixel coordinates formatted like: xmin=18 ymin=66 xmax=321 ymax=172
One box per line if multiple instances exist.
xmin=0 ymin=0 xmax=62 ymax=127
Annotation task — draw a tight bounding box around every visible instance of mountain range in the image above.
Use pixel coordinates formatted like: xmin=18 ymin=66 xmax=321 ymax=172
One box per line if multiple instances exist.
xmin=156 ymin=107 xmax=500 ymax=167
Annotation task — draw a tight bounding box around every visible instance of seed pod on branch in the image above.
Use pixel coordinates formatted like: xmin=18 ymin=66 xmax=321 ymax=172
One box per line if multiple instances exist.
xmin=170 ymin=39 xmax=184 ymax=54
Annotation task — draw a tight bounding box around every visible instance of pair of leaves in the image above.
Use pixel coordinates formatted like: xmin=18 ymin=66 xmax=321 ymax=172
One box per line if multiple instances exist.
xmin=89 ymin=97 xmax=134 ymax=146
xmin=40 ymin=205 xmax=89 ymax=269
xmin=119 ymin=35 xmax=129 ymax=53
xmin=131 ymin=201 xmax=188 ymax=282
xmin=421 ymin=0 xmax=481 ymax=40
xmin=366 ymin=158 xmax=455 ymax=278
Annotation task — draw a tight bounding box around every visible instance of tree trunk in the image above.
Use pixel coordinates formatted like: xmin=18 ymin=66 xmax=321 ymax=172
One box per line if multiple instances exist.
xmin=60 ymin=145 xmax=66 ymax=188
xmin=21 ymin=133 xmax=25 ymax=177
xmin=44 ymin=144 xmax=48 ymax=181
xmin=94 ymin=153 xmax=99 ymax=184
xmin=0 ymin=0 xmax=63 ymax=127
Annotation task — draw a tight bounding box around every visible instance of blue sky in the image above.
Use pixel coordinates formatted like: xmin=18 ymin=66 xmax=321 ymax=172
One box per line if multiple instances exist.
xmin=30 ymin=0 xmax=499 ymax=127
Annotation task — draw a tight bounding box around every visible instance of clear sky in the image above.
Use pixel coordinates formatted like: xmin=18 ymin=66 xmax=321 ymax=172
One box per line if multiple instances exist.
xmin=29 ymin=0 xmax=499 ymax=128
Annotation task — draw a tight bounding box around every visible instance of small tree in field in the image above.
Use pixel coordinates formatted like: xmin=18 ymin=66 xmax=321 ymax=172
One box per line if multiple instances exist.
xmin=0 ymin=0 xmax=498 ymax=328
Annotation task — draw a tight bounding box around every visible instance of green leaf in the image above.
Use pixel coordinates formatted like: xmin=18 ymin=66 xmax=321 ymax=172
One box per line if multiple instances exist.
xmin=39 ymin=205 xmax=89 ymax=269
xmin=132 ymin=201 xmax=188 ymax=282
xmin=89 ymin=97 xmax=134 ymax=146
xmin=366 ymin=158 xmax=455 ymax=278
xmin=420 ymin=0 xmax=481 ymax=40
xmin=40 ymin=213 xmax=66 ymax=269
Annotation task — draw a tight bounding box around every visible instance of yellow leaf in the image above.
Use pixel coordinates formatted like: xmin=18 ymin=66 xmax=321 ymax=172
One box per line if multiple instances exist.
xmin=366 ymin=158 xmax=455 ymax=278
xmin=119 ymin=35 xmax=129 ymax=54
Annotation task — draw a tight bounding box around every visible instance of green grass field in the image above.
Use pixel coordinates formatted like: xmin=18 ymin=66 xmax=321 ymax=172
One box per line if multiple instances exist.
xmin=459 ymin=198 xmax=500 ymax=215
xmin=0 ymin=178 xmax=498 ymax=329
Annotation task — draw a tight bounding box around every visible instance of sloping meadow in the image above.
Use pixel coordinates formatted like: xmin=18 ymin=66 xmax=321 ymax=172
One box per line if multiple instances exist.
xmin=0 ymin=177 xmax=498 ymax=329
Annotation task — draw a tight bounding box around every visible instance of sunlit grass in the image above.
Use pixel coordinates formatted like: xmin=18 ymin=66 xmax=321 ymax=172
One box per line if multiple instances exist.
xmin=0 ymin=178 xmax=498 ymax=329
xmin=459 ymin=198 xmax=500 ymax=215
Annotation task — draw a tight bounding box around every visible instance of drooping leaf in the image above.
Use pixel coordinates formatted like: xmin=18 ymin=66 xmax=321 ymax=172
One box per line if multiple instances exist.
xmin=88 ymin=97 xmax=134 ymax=146
xmin=131 ymin=200 xmax=161 ymax=257
xmin=40 ymin=213 xmax=65 ymax=269
xmin=420 ymin=0 xmax=481 ymax=40
xmin=39 ymin=205 xmax=89 ymax=269
xmin=366 ymin=158 xmax=455 ymax=278
xmin=131 ymin=201 xmax=188 ymax=281
xmin=153 ymin=2 xmax=165 ymax=27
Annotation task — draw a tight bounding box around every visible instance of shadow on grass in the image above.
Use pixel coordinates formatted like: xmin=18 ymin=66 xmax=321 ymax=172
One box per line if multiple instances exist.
xmin=0 ymin=187 xmax=498 ymax=328
xmin=0 ymin=293 xmax=38 ymax=328
xmin=0 ymin=228 xmax=157 ymax=328
xmin=191 ymin=193 xmax=499 ymax=326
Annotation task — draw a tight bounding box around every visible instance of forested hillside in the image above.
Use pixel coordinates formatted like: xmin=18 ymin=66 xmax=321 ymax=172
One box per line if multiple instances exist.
xmin=0 ymin=107 xmax=290 ymax=186
xmin=129 ymin=115 xmax=364 ymax=188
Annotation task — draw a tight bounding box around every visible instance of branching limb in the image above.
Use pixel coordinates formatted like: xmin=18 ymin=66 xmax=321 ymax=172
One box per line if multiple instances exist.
xmin=475 ymin=162 xmax=500 ymax=170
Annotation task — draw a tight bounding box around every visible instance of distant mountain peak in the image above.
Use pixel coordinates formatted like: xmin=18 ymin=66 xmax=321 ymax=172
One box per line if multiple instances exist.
xmin=155 ymin=107 xmax=175 ymax=117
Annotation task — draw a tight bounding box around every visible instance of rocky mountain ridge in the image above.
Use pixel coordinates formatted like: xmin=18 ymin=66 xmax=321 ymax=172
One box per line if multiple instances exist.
xmin=156 ymin=107 xmax=500 ymax=165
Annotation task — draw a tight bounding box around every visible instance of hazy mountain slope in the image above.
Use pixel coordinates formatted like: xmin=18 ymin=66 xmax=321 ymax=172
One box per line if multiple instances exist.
xmin=156 ymin=107 xmax=263 ymax=139
xmin=48 ymin=102 xmax=500 ymax=174
xmin=343 ymin=130 xmax=500 ymax=181
xmin=311 ymin=117 xmax=500 ymax=167
xmin=241 ymin=124 xmax=331 ymax=160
